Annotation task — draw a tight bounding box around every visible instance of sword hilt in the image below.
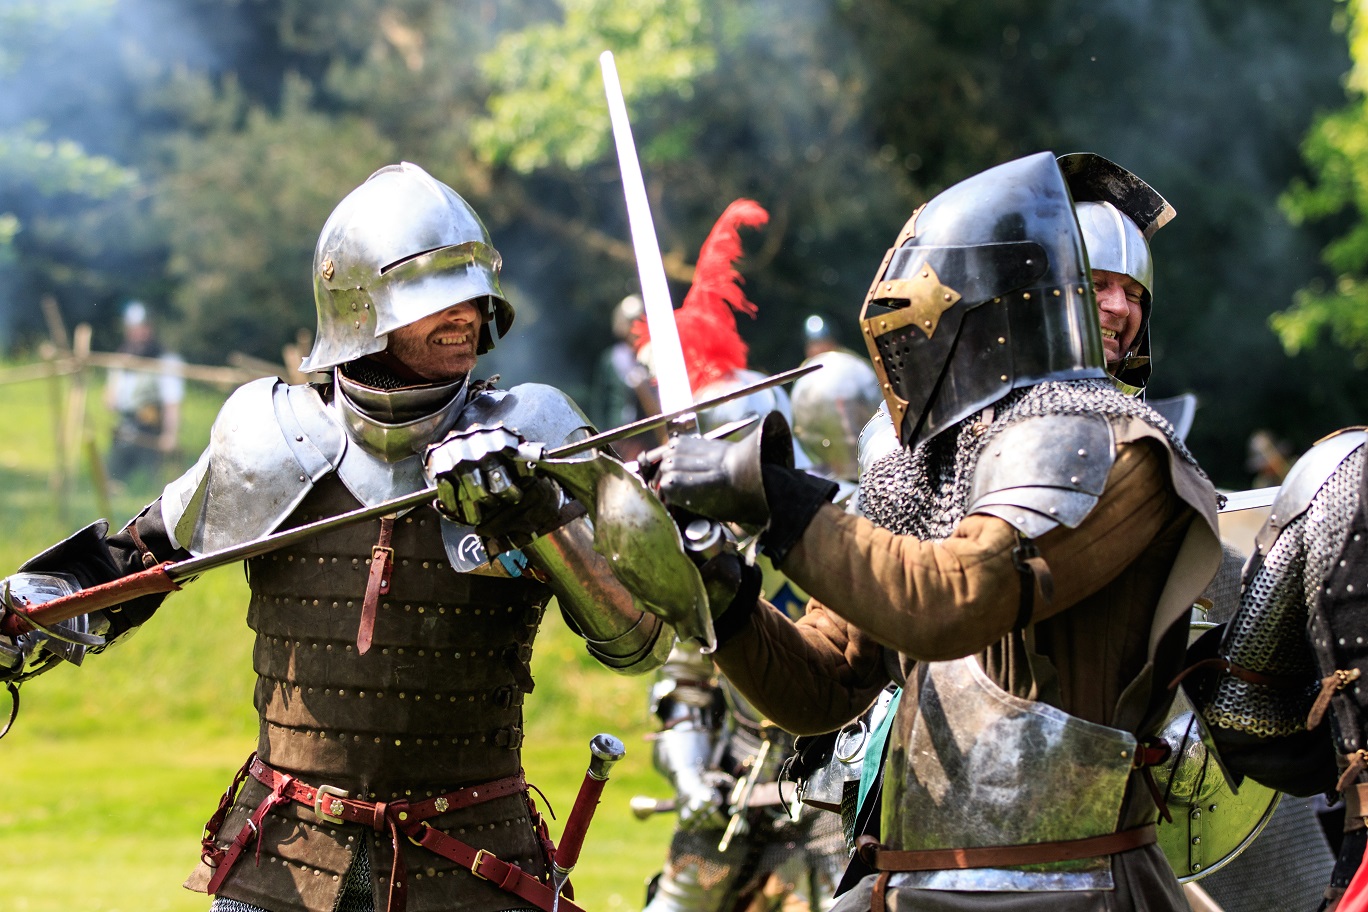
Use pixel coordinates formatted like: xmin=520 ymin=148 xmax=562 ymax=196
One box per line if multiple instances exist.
xmin=554 ymin=733 xmax=626 ymax=878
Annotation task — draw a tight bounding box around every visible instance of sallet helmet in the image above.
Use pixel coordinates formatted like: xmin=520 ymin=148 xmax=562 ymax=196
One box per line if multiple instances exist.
xmin=790 ymin=349 xmax=882 ymax=482
xmin=1057 ymin=152 xmax=1176 ymax=394
xmin=300 ymin=162 xmax=515 ymax=373
xmin=860 ymin=151 xmax=1105 ymax=450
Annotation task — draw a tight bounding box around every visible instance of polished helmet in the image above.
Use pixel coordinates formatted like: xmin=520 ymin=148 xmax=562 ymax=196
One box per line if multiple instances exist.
xmin=1058 ymin=152 xmax=1175 ymax=393
xmin=300 ymin=162 xmax=514 ymax=373
xmin=860 ymin=151 xmax=1105 ymax=449
xmin=790 ymin=350 xmax=882 ymax=481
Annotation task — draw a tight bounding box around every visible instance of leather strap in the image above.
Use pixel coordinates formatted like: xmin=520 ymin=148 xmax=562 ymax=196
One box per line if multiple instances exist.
xmin=358 ymin=516 xmax=395 ymax=655
xmin=203 ymin=755 xmax=557 ymax=912
xmin=857 ymin=824 xmax=1157 ymax=873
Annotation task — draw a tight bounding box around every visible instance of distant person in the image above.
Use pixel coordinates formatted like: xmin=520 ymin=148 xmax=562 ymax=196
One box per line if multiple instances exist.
xmin=587 ymin=293 xmax=659 ymax=461
xmin=803 ymin=314 xmax=842 ymax=359
xmin=104 ymin=300 xmax=184 ymax=484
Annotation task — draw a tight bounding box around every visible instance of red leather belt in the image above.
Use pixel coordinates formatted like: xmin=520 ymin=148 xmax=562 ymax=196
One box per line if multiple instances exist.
xmin=202 ymin=754 xmax=584 ymax=912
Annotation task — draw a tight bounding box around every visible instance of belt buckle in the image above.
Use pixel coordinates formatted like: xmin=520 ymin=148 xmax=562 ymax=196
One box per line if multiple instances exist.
xmin=313 ymin=784 xmax=349 ymax=824
xmin=471 ymin=848 xmax=492 ymax=880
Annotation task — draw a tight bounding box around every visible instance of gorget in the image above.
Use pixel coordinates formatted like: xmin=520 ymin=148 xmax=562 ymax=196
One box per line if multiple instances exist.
xmin=857 ymin=378 xmax=1198 ymax=542
xmin=886 ymin=658 xmax=1137 ymax=891
xmin=333 ymin=371 xmax=468 ymax=506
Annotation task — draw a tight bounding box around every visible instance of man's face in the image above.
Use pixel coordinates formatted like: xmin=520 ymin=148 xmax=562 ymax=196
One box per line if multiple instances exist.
xmin=385 ymin=300 xmax=484 ymax=381
xmin=1092 ymin=269 xmax=1145 ymax=368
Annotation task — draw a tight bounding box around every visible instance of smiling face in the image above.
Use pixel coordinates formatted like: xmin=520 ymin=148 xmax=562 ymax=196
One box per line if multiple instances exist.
xmin=385 ymin=299 xmax=485 ymax=381
xmin=1092 ymin=269 xmax=1146 ymax=368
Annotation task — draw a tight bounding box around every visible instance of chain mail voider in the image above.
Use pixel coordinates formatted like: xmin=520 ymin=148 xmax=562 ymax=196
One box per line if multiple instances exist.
xmin=1205 ymin=446 xmax=1364 ymax=737
xmin=857 ymin=378 xmax=1200 ymax=541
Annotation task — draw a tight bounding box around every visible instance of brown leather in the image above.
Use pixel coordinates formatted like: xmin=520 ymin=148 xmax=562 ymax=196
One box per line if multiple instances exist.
xmin=190 ymin=477 xmax=556 ymax=912
xmin=857 ymin=824 xmax=1157 ymax=872
xmin=1 ymin=561 xmax=181 ymax=635
xmin=205 ymin=756 xmax=570 ymax=912
xmin=358 ymin=515 xmax=395 ymax=655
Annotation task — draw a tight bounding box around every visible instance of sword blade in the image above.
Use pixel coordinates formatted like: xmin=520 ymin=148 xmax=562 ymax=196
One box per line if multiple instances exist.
xmin=1219 ymin=486 xmax=1278 ymax=514
xmin=600 ymin=51 xmax=695 ymax=420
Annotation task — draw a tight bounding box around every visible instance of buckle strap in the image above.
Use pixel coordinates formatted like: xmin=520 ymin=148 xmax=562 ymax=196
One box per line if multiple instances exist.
xmin=856 ymin=824 xmax=1157 ymax=873
xmin=358 ymin=516 xmax=396 ymax=655
xmin=247 ymin=756 xmax=527 ymax=828
xmin=407 ymin=819 xmax=587 ymax=912
xmin=202 ymin=754 xmax=531 ymax=912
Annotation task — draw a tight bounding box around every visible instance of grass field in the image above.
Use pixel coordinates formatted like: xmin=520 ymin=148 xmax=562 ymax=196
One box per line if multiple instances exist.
xmin=0 ymin=372 xmax=675 ymax=911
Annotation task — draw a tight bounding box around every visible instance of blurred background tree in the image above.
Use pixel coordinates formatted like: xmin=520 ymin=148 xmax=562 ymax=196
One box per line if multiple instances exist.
xmin=0 ymin=0 xmax=1360 ymax=486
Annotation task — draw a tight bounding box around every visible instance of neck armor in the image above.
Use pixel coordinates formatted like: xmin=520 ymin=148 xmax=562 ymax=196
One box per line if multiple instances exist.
xmin=335 ymin=368 xmax=469 ymax=462
xmin=857 ymin=378 xmax=1198 ymax=543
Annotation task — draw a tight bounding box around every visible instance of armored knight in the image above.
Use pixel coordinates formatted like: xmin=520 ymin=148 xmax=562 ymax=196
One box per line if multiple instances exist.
xmin=643 ymin=151 xmax=1223 ymax=912
xmin=639 ymin=200 xmax=847 ymax=912
xmin=1196 ymin=428 xmax=1368 ymax=908
xmin=0 ymin=162 xmax=674 ymax=912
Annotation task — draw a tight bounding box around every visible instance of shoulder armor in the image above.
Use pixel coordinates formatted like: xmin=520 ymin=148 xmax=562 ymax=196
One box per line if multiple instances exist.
xmin=968 ymin=413 xmax=1116 ymax=538
xmin=161 ymin=379 xmax=346 ymax=555
xmin=1255 ymin=427 xmax=1367 ymax=555
xmin=858 ymin=402 xmax=901 ymax=482
xmin=459 ymin=383 xmax=593 ymax=449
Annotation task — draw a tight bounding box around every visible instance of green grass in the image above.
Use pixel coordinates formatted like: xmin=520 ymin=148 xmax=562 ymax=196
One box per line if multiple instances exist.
xmin=0 ymin=372 xmax=674 ymax=911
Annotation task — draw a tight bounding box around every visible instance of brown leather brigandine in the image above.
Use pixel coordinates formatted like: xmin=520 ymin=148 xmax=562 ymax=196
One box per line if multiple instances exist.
xmin=186 ymin=476 xmax=554 ymax=912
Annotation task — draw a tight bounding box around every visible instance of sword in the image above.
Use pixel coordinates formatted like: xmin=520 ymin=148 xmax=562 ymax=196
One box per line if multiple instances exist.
xmin=1219 ymin=486 xmax=1277 ymax=514
xmin=600 ymin=50 xmax=697 ymax=430
xmin=718 ymin=735 xmax=772 ymax=853
xmin=0 ymin=397 xmax=797 ymax=638
xmin=552 ymin=733 xmax=626 ymax=912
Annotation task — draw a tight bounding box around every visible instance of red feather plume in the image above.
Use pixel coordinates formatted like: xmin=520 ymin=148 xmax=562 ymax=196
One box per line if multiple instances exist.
xmin=633 ymin=199 xmax=769 ymax=392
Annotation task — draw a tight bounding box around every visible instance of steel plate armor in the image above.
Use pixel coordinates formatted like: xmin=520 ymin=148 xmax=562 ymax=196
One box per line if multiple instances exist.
xmin=300 ymin=163 xmax=513 ymax=372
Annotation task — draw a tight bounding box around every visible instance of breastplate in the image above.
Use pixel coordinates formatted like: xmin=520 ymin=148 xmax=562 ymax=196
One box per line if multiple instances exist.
xmin=884 ymin=657 xmax=1136 ymax=892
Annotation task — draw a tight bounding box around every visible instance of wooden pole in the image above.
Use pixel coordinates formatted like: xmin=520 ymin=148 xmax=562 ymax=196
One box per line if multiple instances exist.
xmin=40 ymin=296 xmax=72 ymax=521
xmin=63 ymin=323 xmax=93 ymax=478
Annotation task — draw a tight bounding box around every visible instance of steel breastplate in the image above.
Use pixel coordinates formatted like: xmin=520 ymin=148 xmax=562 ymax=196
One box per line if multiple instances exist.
xmin=885 ymin=657 xmax=1136 ymax=891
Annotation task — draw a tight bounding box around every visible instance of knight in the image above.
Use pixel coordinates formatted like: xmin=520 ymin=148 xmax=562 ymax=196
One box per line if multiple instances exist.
xmin=643 ymin=151 xmax=1223 ymax=911
xmin=0 ymin=162 xmax=674 ymax=912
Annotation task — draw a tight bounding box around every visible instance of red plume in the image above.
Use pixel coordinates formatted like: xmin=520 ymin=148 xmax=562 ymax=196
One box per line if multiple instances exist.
xmin=634 ymin=199 xmax=769 ymax=392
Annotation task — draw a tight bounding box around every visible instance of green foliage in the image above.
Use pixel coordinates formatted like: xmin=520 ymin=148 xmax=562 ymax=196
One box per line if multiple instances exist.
xmin=473 ymin=0 xmax=715 ymax=172
xmin=1280 ymin=0 xmax=1368 ymax=363
xmin=152 ymin=73 xmax=396 ymax=362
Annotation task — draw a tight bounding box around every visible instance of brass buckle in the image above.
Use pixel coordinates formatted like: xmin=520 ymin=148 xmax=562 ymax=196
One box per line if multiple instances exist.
xmin=313 ymin=784 xmax=349 ymax=824
xmin=471 ymin=848 xmax=493 ymax=880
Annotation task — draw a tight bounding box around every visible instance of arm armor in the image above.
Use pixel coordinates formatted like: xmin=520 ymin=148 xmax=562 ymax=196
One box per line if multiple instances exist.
xmin=966 ymin=413 xmax=1116 ymax=537
xmin=523 ymin=513 xmax=674 ymax=674
xmin=1 ymin=504 xmax=189 ymax=680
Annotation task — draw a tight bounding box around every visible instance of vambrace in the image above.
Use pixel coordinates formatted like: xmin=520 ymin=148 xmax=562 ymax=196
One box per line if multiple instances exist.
xmin=523 ymin=513 xmax=674 ymax=674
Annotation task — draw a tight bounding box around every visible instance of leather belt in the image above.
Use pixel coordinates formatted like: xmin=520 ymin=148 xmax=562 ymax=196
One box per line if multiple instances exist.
xmin=859 ymin=825 xmax=1157 ymax=912
xmin=202 ymin=753 xmax=583 ymax=912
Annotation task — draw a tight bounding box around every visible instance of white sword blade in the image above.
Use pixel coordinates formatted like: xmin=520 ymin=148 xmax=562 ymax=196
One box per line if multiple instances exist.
xmin=600 ymin=51 xmax=695 ymax=418
xmin=1219 ymin=486 xmax=1278 ymax=514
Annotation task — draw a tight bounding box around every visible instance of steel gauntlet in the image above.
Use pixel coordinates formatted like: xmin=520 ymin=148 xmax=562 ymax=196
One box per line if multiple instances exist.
xmin=0 ymin=572 xmax=107 ymax=683
xmin=523 ymin=514 xmax=674 ymax=674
